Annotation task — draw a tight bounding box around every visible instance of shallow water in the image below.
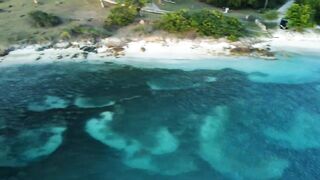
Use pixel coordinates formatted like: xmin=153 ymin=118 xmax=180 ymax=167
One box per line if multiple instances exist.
xmin=1 ymin=54 xmax=320 ymax=180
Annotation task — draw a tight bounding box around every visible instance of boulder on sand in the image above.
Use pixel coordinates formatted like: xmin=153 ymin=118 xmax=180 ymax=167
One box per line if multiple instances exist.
xmin=0 ymin=47 xmax=14 ymax=57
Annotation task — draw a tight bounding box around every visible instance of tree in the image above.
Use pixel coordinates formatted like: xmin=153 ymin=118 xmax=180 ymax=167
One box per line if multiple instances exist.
xmin=286 ymin=3 xmax=314 ymax=30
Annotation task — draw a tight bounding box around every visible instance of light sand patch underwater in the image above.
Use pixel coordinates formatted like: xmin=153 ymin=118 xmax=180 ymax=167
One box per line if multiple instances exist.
xmin=199 ymin=106 xmax=289 ymax=180
xmin=147 ymin=76 xmax=201 ymax=90
xmin=27 ymin=96 xmax=69 ymax=112
xmin=85 ymin=111 xmax=197 ymax=175
xmin=204 ymin=76 xmax=217 ymax=82
xmin=116 ymin=54 xmax=320 ymax=84
xmin=74 ymin=96 xmax=115 ymax=108
xmin=264 ymin=109 xmax=320 ymax=150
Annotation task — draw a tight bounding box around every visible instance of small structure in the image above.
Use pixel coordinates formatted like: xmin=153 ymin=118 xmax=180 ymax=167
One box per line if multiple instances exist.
xmin=139 ymin=19 xmax=145 ymax=25
xmin=142 ymin=3 xmax=170 ymax=14
xmin=224 ymin=7 xmax=229 ymax=14
xmin=101 ymin=0 xmax=117 ymax=7
xmin=163 ymin=0 xmax=175 ymax=4
xmin=280 ymin=18 xmax=288 ymax=30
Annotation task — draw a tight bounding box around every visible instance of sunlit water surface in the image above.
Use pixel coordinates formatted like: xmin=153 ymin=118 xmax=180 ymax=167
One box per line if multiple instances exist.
xmin=1 ymin=54 xmax=320 ymax=180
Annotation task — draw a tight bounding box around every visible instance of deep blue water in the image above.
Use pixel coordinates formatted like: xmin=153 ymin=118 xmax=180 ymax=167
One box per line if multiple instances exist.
xmin=1 ymin=55 xmax=320 ymax=180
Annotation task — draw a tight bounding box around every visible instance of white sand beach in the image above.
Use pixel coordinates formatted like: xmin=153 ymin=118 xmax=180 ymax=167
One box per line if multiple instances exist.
xmin=0 ymin=30 xmax=320 ymax=68
xmin=254 ymin=30 xmax=320 ymax=53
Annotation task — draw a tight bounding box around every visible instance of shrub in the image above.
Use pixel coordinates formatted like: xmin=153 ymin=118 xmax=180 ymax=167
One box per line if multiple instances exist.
xmin=157 ymin=9 xmax=244 ymax=40
xmin=286 ymin=3 xmax=314 ymax=31
xmin=60 ymin=31 xmax=71 ymax=40
xmin=191 ymin=10 xmax=244 ymax=39
xmin=28 ymin=10 xmax=62 ymax=27
xmin=104 ymin=5 xmax=138 ymax=27
xmin=156 ymin=10 xmax=194 ymax=33
xmin=263 ymin=10 xmax=279 ymax=20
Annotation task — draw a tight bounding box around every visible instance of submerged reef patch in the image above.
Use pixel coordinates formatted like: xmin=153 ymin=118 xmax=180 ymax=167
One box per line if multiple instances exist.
xmin=0 ymin=126 xmax=66 ymax=167
xmin=85 ymin=111 xmax=197 ymax=175
xmin=199 ymin=106 xmax=289 ymax=180
xmin=27 ymin=96 xmax=69 ymax=112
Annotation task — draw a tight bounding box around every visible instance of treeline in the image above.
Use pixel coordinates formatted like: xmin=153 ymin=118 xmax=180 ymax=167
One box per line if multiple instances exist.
xmin=198 ymin=0 xmax=286 ymax=9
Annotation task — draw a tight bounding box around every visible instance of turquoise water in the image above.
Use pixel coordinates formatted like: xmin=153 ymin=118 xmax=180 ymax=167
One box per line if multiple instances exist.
xmin=1 ymin=54 xmax=320 ymax=180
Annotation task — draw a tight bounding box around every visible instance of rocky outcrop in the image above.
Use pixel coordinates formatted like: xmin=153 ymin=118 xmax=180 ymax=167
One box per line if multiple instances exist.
xmin=0 ymin=47 xmax=14 ymax=57
xmin=230 ymin=46 xmax=276 ymax=60
xmin=80 ymin=46 xmax=97 ymax=53
xmin=107 ymin=45 xmax=125 ymax=57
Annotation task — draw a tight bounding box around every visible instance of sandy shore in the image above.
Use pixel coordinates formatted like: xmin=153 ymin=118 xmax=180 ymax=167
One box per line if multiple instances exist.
xmin=0 ymin=30 xmax=320 ymax=67
xmin=254 ymin=30 xmax=320 ymax=53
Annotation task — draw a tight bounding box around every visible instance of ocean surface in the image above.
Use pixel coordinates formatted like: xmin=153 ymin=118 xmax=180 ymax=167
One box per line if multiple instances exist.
xmin=1 ymin=53 xmax=320 ymax=180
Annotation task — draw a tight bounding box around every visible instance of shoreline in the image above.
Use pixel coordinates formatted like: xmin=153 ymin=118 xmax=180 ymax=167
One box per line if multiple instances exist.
xmin=1 ymin=30 xmax=320 ymax=67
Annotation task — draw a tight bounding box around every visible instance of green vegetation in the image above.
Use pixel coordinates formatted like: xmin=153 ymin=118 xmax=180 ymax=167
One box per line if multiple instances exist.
xmin=157 ymin=10 xmax=193 ymax=33
xmin=104 ymin=5 xmax=138 ymax=27
xmin=297 ymin=0 xmax=320 ymax=24
xmin=28 ymin=10 xmax=62 ymax=28
xmin=69 ymin=25 xmax=112 ymax=38
xmin=286 ymin=3 xmax=314 ymax=31
xmin=157 ymin=9 xmax=244 ymax=40
xmin=262 ymin=10 xmax=279 ymax=20
xmin=198 ymin=0 xmax=286 ymax=9
xmin=124 ymin=0 xmax=150 ymax=8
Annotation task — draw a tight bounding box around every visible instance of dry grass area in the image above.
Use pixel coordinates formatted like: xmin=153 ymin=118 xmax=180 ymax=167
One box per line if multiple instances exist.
xmin=0 ymin=0 xmax=268 ymax=48
xmin=0 ymin=0 xmax=111 ymax=46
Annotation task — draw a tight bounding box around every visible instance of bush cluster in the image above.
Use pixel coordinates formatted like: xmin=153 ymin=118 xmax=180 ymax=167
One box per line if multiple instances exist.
xmin=157 ymin=10 xmax=244 ymax=40
xmin=28 ymin=10 xmax=62 ymax=27
xmin=104 ymin=5 xmax=138 ymax=27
